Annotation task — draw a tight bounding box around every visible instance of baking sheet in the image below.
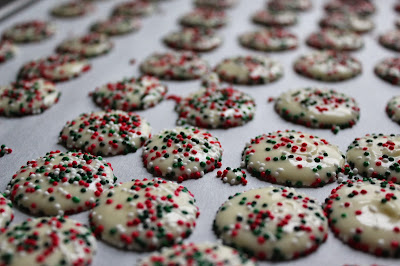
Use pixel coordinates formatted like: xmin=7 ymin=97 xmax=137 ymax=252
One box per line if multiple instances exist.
xmin=0 ymin=0 xmax=399 ymax=265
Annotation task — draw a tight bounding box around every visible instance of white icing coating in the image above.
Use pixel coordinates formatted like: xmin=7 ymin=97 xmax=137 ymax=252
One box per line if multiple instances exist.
xmin=163 ymin=28 xmax=222 ymax=52
xmin=320 ymin=13 xmax=374 ymax=33
xmin=51 ymin=1 xmax=92 ymax=17
xmin=175 ymin=86 xmax=256 ymax=129
xmin=92 ymin=75 xmax=167 ymax=111
xmin=0 ymin=41 xmax=16 ymax=63
xmin=112 ymin=1 xmax=155 ymax=17
xmin=214 ymin=187 xmax=328 ymax=260
xmin=379 ymin=30 xmax=400 ymax=52
xmin=324 ymin=179 xmax=400 ymax=257
xmin=294 ymin=51 xmax=362 ymax=82
xmin=142 ymin=127 xmax=223 ymax=182
xmin=137 ymin=242 xmax=256 ymax=265
xmin=2 ymin=20 xmax=56 ymax=43
xmin=386 ymin=96 xmax=400 ymax=123
xmin=5 ymin=150 xmax=116 ymax=216
xmin=239 ymin=28 xmax=298 ymax=52
xmin=241 ymin=130 xmax=344 ymax=187
xmin=346 ymin=134 xmax=400 ymax=182
xmin=375 ymin=57 xmax=400 ymax=86
xmin=91 ymin=16 xmax=141 ymax=36
xmin=89 ymin=179 xmax=199 ymax=251
xmin=306 ymin=29 xmax=364 ymax=51
xmin=252 ymin=10 xmax=297 ymax=27
xmin=0 ymin=78 xmax=61 ymax=116
xmin=0 ymin=194 xmax=13 ymax=231
xmin=57 ymin=33 xmax=113 ymax=58
xmin=180 ymin=8 xmax=228 ymax=28
xmin=214 ymin=55 xmax=283 ymax=85
xmin=0 ymin=217 xmax=97 ymax=265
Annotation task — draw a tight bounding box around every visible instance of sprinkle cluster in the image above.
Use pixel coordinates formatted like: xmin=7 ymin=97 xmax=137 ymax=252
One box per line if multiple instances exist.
xmin=375 ymin=57 xmax=400 ymax=85
xmin=386 ymin=96 xmax=400 ymax=124
xmin=319 ymin=13 xmax=374 ymax=33
xmin=252 ymin=10 xmax=298 ymax=27
xmin=179 ymin=8 xmax=228 ymax=28
xmin=0 ymin=145 xmax=12 ymax=158
xmin=2 ymin=20 xmax=56 ymax=43
xmin=194 ymin=0 xmax=237 ymax=9
xmin=0 ymin=194 xmax=13 ymax=232
xmin=112 ymin=1 xmax=155 ymax=17
xmin=239 ymin=28 xmax=298 ymax=52
xmin=0 ymin=41 xmax=16 ymax=64
xmin=217 ymin=167 xmax=248 ymax=185
xmin=324 ymin=0 xmax=376 ymax=17
xmin=57 ymin=33 xmax=113 ymax=58
xmin=51 ymin=1 xmax=93 ymax=17
xmin=91 ymin=16 xmax=141 ymax=36
xmin=267 ymin=0 xmax=312 ymax=12
xmin=379 ymin=30 xmax=400 ymax=52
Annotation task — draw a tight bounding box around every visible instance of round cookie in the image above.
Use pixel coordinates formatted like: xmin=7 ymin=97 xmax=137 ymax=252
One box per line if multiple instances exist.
xmin=241 ymin=130 xmax=345 ymax=187
xmin=0 ymin=216 xmax=97 ymax=265
xmin=163 ymin=28 xmax=222 ymax=52
xmin=379 ymin=30 xmax=400 ymax=52
xmin=217 ymin=167 xmax=248 ymax=185
xmin=396 ymin=17 xmax=400 ymax=29
xmin=90 ymin=178 xmax=199 ymax=251
xmin=346 ymin=134 xmax=400 ymax=183
xmin=194 ymin=0 xmax=237 ymax=9
xmin=56 ymin=33 xmax=113 ymax=58
xmin=142 ymin=127 xmax=223 ymax=182
xmin=175 ymin=86 xmax=256 ymax=129
xmin=140 ymin=51 xmax=209 ymax=80
xmin=137 ymin=242 xmax=256 ymax=266
xmin=2 ymin=20 xmax=55 ymax=43
xmin=92 ymin=75 xmax=167 ymax=111
xmin=252 ymin=10 xmax=297 ymax=27
xmin=0 ymin=194 xmax=13 ymax=231
xmin=319 ymin=13 xmax=374 ymax=33
xmin=91 ymin=16 xmax=141 ymax=36
xmin=17 ymin=54 xmax=91 ymax=82
xmin=396 ymin=3 xmax=400 ymax=13
xmin=112 ymin=1 xmax=155 ymax=17
xmin=5 ymin=150 xmax=116 ymax=216
xmin=214 ymin=55 xmax=283 ymax=85
xmin=0 ymin=78 xmax=61 ymax=116
xmin=267 ymin=0 xmax=312 ymax=12
xmin=274 ymin=87 xmax=360 ymax=131
xmin=51 ymin=1 xmax=93 ymax=18
xmin=0 ymin=145 xmax=12 ymax=158
xmin=375 ymin=57 xmax=400 ymax=86
xmin=59 ymin=110 xmax=151 ymax=156
xmin=324 ymin=0 xmax=375 ymax=17
xmin=306 ymin=29 xmax=364 ymax=51
xmin=0 ymin=41 xmax=16 ymax=63
xmin=324 ymin=179 xmax=400 ymax=257
xmin=214 ymin=187 xmax=328 ymax=260
xmin=179 ymin=8 xmax=228 ymax=29
xmin=293 ymin=50 xmax=362 ymax=82
xmin=239 ymin=28 xmax=298 ymax=52
xmin=386 ymin=96 xmax=400 ymax=124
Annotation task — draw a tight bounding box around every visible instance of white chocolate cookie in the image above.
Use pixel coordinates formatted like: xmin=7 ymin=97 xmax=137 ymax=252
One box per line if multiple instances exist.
xmin=91 ymin=16 xmax=141 ymax=36
xmin=239 ymin=28 xmax=298 ymax=52
xmin=319 ymin=13 xmax=374 ymax=33
xmin=379 ymin=30 xmax=400 ymax=52
xmin=59 ymin=110 xmax=151 ymax=156
xmin=306 ymin=29 xmax=364 ymax=51
xmin=180 ymin=8 xmax=228 ymax=29
xmin=0 ymin=41 xmax=16 ymax=63
xmin=140 ymin=51 xmax=209 ymax=80
xmin=0 ymin=217 xmax=97 ymax=265
xmin=324 ymin=0 xmax=375 ymax=17
xmin=252 ymin=10 xmax=297 ymax=27
xmin=92 ymin=75 xmax=167 ymax=111
xmin=51 ymin=1 xmax=93 ymax=17
xmin=214 ymin=55 xmax=283 ymax=85
xmin=216 ymin=167 xmax=248 ymax=185
xmin=0 ymin=78 xmax=61 ymax=116
xmin=90 ymin=179 xmax=199 ymax=251
xmin=163 ymin=28 xmax=222 ymax=52
xmin=0 ymin=194 xmax=13 ymax=231
xmin=375 ymin=57 xmax=400 ymax=86
xmin=386 ymin=96 xmax=400 ymax=124
xmin=214 ymin=187 xmax=328 ymax=260
xmin=5 ymin=150 xmax=116 ymax=216
xmin=241 ymin=130 xmax=345 ymax=187
xmin=294 ymin=51 xmax=362 ymax=82
xmin=274 ymin=87 xmax=360 ymax=132
xmin=324 ymin=179 xmax=400 ymax=257
xmin=57 ymin=33 xmax=113 ymax=58
xmin=175 ymin=86 xmax=256 ymax=129
xmin=2 ymin=20 xmax=55 ymax=43
xmin=194 ymin=0 xmax=237 ymax=9
xmin=143 ymin=127 xmax=223 ymax=182
xmin=137 ymin=242 xmax=256 ymax=266
xmin=112 ymin=1 xmax=155 ymax=17
xmin=17 ymin=54 xmax=91 ymax=82
xmin=346 ymin=134 xmax=400 ymax=182
xmin=267 ymin=0 xmax=312 ymax=12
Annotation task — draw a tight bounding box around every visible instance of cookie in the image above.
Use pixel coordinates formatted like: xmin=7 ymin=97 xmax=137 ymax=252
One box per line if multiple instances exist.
xmin=214 ymin=186 xmax=328 ymax=260
xmin=324 ymin=179 xmax=400 ymax=257
xmin=306 ymin=29 xmax=364 ymax=51
xmin=252 ymin=10 xmax=297 ymax=27
xmin=112 ymin=1 xmax=155 ymax=17
xmin=267 ymin=0 xmax=312 ymax=12
xmin=91 ymin=16 xmax=141 ymax=36
xmin=274 ymin=87 xmax=360 ymax=132
xmin=17 ymin=54 xmax=91 ymax=82
xmin=5 ymin=150 xmax=116 ymax=216
xmin=92 ymin=75 xmax=167 ymax=111
xmin=319 ymin=13 xmax=374 ymax=33
xmin=324 ymin=0 xmax=375 ymax=17
xmin=51 ymin=1 xmax=93 ymax=17
xmin=140 ymin=51 xmax=209 ymax=80
xmin=396 ymin=17 xmax=400 ymax=29
xmin=396 ymin=3 xmax=400 ymax=13
xmin=386 ymin=96 xmax=400 ymax=124
xmin=239 ymin=28 xmax=298 ymax=52
xmin=90 ymin=178 xmax=199 ymax=251
xmin=214 ymin=55 xmax=283 ymax=85
xmin=59 ymin=110 xmax=151 ymax=156
xmin=0 ymin=78 xmax=61 ymax=116
xmin=175 ymin=86 xmax=256 ymax=128
xmin=346 ymin=134 xmax=400 ymax=183
xmin=241 ymin=130 xmax=345 ymax=187
xmin=217 ymin=167 xmax=248 ymax=185
xmin=142 ymin=127 xmax=223 ymax=182
xmin=294 ymin=50 xmax=362 ymax=82
xmin=194 ymin=0 xmax=237 ymax=9
xmin=179 ymin=8 xmax=228 ymax=29
xmin=0 ymin=41 xmax=16 ymax=63
xmin=0 ymin=145 xmax=12 ymax=158
xmin=56 ymin=33 xmax=113 ymax=58
xmin=2 ymin=20 xmax=55 ymax=43
xmin=163 ymin=27 xmax=222 ymax=52
xmin=0 ymin=194 xmax=13 ymax=231
xmin=137 ymin=242 xmax=256 ymax=266
xmin=0 ymin=216 xmax=97 ymax=265
xmin=379 ymin=30 xmax=400 ymax=52
xmin=375 ymin=57 xmax=400 ymax=85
